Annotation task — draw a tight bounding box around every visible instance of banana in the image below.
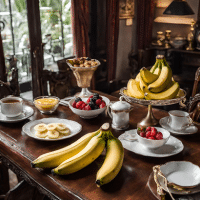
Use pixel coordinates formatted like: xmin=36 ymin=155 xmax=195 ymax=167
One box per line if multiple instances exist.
xmin=52 ymin=131 xmax=106 ymax=175
xmin=127 ymin=79 xmax=144 ymax=99
xmin=31 ymin=129 xmax=100 ymax=168
xmin=47 ymin=130 xmax=60 ymax=139
xmin=148 ymin=63 xmax=172 ymax=93
xmin=150 ymin=59 xmax=159 ymax=73
xmin=35 ymin=130 xmax=48 ymax=138
xmin=96 ymin=133 xmax=124 ymax=187
xmin=176 ymin=89 xmax=185 ymax=98
xmin=153 ymin=60 xmax=162 ymax=76
xmin=144 ymin=81 xmax=180 ymax=100
xmin=140 ymin=67 xmax=159 ymax=84
xmin=135 ymin=73 xmax=140 ymax=82
xmin=58 ymin=128 xmax=70 ymax=135
xmin=34 ymin=123 xmax=47 ymax=132
xmin=56 ymin=123 xmax=67 ymax=131
xmin=138 ymin=73 xmax=148 ymax=93
xmin=46 ymin=123 xmax=57 ymax=131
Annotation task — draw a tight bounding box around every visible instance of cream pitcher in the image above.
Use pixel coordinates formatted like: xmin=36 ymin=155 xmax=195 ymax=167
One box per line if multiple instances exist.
xmin=107 ymin=96 xmax=133 ymax=130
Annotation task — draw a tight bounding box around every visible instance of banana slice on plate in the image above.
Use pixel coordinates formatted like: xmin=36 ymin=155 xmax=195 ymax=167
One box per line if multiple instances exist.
xmin=34 ymin=123 xmax=47 ymax=132
xmin=47 ymin=130 xmax=60 ymax=139
xmin=58 ymin=128 xmax=70 ymax=135
xmin=46 ymin=123 xmax=58 ymax=131
xmin=35 ymin=130 xmax=48 ymax=138
xmin=56 ymin=123 xmax=67 ymax=131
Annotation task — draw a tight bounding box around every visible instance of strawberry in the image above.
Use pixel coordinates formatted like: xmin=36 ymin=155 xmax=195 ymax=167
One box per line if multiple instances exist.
xmin=99 ymin=101 xmax=106 ymax=108
xmin=95 ymin=99 xmax=102 ymax=105
xmin=76 ymin=101 xmax=84 ymax=109
xmin=146 ymin=126 xmax=151 ymax=131
xmin=86 ymin=98 xmax=91 ymax=104
xmin=72 ymin=101 xmax=76 ymax=108
xmin=80 ymin=103 xmax=86 ymax=110
xmin=146 ymin=131 xmax=151 ymax=138
xmin=148 ymin=136 xmax=155 ymax=140
xmin=151 ymin=129 xmax=157 ymax=137
xmin=140 ymin=132 xmax=146 ymax=137
xmin=84 ymin=105 xmax=91 ymax=110
xmin=151 ymin=127 xmax=157 ymax=132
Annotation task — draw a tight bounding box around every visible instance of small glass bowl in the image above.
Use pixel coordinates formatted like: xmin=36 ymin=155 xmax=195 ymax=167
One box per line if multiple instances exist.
xmin=33 ymin=96 xmax=60 ymax=114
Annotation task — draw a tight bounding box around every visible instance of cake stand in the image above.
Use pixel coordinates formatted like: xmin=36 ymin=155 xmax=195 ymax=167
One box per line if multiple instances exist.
xmin=120 ymin=87 xmax=187 ymax=128
xmin=67 ymin=59 xmax=101 ymax=98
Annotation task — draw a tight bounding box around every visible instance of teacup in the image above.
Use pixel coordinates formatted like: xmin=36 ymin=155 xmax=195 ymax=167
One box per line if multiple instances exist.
xmin=167 ymin=110 xmax=193 ymax=131
xmin=0 ymin=96 xmax=23 ymax=117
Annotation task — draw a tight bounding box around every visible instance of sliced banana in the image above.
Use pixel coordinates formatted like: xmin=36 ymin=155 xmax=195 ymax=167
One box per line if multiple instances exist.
xmin=35 ymin=130 xmax=48 ymax=138
xmin=34 ymin=123 xmax=47 ymax=132
xmin=47 ymin=130 xmax=60 ymax=139
xmin=56 ymin=123 xmax=67 ymax=131
xmin=46 ymin=123 xmax=58 ymax=131
xmin=58 ymin=128 xmax=70 ymax=135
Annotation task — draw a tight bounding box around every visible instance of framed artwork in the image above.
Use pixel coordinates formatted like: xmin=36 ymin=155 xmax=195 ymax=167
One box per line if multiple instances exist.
xmin=119 ymin=0 xmax=135 ymax=19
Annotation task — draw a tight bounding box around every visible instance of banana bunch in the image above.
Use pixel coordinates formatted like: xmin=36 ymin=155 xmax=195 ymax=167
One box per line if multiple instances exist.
xmin=126 ymin=55 xmax=182 ymax=100
xmin=31 ymin=123 xmax=124 ymax=186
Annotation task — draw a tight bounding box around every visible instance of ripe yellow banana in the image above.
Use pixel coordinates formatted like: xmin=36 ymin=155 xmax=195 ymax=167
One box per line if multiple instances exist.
xmin=135 ymin=73 xmax=140 ymax=82
xmin=31 ymin=129 xmax=100 ymax=168
xmin=127 ymin=79 xmax=144 ymax=99
xmin=140 ymin=67 xmax=159 ymax=84
xmin=52 ymin=131 xmax=106 ymax=175
xmin=96 ymin=134 xmax=124 ymax=187
xmin=148 ymin=63 xmax=172 ymax=93
xmin=145 ymin=81 xmax=180 ymax=100
xmin=138 ymin=73 xmax=148 ymax=92
xmin=153 ymin=60 xmax=162 ymax=76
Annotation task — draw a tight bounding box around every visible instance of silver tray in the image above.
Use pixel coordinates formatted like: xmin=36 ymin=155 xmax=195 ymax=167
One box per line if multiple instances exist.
xmin=119 ymin=87 xmax=187 ymax=106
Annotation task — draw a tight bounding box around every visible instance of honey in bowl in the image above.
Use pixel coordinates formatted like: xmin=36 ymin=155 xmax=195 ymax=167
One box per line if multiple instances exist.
xmin=34 ymin=96 xmax=60 ymax=114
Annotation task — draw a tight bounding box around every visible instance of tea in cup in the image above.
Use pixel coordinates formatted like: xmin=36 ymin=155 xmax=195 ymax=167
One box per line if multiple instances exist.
xmin=0 ymin=96 xmax=23 ymax=117
xmin=168 ymin=110 xmax=193 ymax=131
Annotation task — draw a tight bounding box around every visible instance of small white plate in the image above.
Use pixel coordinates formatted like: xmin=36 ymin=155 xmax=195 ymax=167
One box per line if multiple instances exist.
xmin=160 ymin=116 xmax=198 ymax=135
xmin=118 ymin=129 xmax=184 ymax=157
xmin=158 ymin=162 xmax=200 ymax=195
xmin=22 ymin=118 xmax=82 ymax=141
xmin=0 ymin=105 xmax=34 ymax=123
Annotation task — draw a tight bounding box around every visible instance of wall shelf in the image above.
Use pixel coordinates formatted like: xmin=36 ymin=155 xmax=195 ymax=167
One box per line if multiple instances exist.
xmin=154 ymin=16 xmax=194 ymax=25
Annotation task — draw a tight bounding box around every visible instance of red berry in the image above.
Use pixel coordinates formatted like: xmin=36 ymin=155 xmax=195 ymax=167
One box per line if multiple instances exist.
xmin=84 ymin=105 xmax=91 ymax=110
xmin=156 ymin=134 xmax=163 ymax=140
xmin=146 ymin=127 xmax=151 ymax=131
xmin=151 ymin=127 xmax=157 ymax=132
xmin=72 ymin=101 xmax=76 ymax=108
xmin=148 ymin=137 xmax=155 ymax=140
xmin=96 ymin=99 xmax=102 ymax=105
xmin=151 ymin=129 xmax=157 ymax=137
xmin=99 ymin=102 xmax=106 ymax=108
xmin=80 ymin=103 xmax=86 ymax=110
xmin=76 ymin=101 xmax=84 ymax=109
xmin=146 ymin=131 xmax=151 ymax=138
xmin=89 ymin=95 xmax=93 ymax=98
xmin=140 ymin=132 xmax=146 ymax=137
xmin=86 ymin=98 xmax=91 ymax=104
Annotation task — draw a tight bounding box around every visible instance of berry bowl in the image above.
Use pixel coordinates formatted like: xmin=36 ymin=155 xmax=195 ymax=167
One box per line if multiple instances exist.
xmin=61 ymin=94 xmax=110 ymax=119
xmin=137 ymin=127 xmax=170 ymax=150
xmin=33 ymin=96 xmax=60 ymax=114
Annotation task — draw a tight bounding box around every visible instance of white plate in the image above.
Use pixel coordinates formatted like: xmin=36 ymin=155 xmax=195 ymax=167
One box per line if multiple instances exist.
xmin=118 ymin=129 xmax=184 ymax=157
xmin=22 ymin=118 xmax=82 ymax=141
xmin=160 ymin=116 xmax=198 ymax=135
xmin=157 ymin=164 xmax=200 ymax=195
xmin=0 ymin=105 xmax=34 ymax=123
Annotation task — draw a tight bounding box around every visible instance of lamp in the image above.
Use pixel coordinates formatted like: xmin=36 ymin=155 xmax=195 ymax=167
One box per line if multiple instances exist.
xmin=163 ymin=0 xmax=194 ymax=15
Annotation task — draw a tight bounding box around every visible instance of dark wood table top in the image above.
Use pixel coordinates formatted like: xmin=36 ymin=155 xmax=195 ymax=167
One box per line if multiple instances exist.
xmin=0 ymin=91 xmax=200 ymax=200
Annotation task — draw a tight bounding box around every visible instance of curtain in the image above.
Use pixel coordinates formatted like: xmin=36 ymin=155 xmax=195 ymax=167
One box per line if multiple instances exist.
xmin=106 ymin=0 xmax=119 ymax=82
xmin=137 ymin=0 xmax=155 ymax=68
xmin=71 ymin=0 xmax=90 ymax=58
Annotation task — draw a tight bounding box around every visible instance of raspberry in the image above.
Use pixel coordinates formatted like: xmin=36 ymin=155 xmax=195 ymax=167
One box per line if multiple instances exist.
xmin=148 ymin=137 xmax=155 ymax=140
xmin=84 ymin=105 xmax=91 ymax=110
xmin=151 ymin=129 xmax=157 ymax=137
xmin=80 ymin=103 xmax=86 ymax=110
xmin=89 ymin=95 xmax=93 ymax=99
xmin=146 ymin=131 xmax=151 ymax=138
xmin=86 ymin=98 xmax=91 ymax=104
xmin=140 ymin=132 xmax=146 ymax=137
xmin=146 ymin=127 xmax=151 ymax=131
xmin=99 ymin=102 xmax=106 ymax=108
xmin=95 ymin=99 xmax=102 ymax=105
xmin=76 ymin=101 xmax=84 ymax=109
xmin=72 ymin=101 xmax=76 ymax=108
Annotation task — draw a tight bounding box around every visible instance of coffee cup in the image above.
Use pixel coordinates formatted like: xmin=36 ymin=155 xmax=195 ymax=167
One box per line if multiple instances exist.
xmin=0 ymin=96 xmax=23 ymax=117
xmin=167 ymin=110 xmax=193 ymax=131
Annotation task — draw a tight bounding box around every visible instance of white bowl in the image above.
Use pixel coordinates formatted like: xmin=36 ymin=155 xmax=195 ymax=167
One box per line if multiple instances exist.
xmin=160 ymin=161 xmax=200 ymax=188
xmin=137 ymin=127 xmax=170 ymax=150
xmin=68 ymin=96 xmax=110 ymax=119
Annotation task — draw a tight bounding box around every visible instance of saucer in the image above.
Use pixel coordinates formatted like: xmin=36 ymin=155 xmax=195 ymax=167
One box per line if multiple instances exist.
xmin=118 ymin=130 xmax=184 ymax=157
xmin=159 ymin=116 xmax=198 ymax=135
xmin=0 ymin=105 xmax=34 ymax=123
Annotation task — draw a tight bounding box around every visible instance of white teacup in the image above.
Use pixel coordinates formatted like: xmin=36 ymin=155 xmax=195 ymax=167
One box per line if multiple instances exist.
xmin=0 ymin=96 xmax=23 ymax=117
xmin=168 ymin=110 xmax=193 ymax=131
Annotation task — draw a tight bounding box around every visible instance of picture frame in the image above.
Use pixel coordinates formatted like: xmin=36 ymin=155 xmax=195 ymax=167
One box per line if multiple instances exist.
xmin=119 ymin=0 xmax=135 ymax=19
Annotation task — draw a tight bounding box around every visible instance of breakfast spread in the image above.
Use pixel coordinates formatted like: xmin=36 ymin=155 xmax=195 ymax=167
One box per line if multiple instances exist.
xmin=34 ymin=123 xmax=70 ymax=139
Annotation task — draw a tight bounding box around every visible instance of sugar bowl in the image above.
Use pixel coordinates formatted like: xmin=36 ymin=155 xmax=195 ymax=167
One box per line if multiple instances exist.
xmin=107 ymin=96 xmax=133 ymax=130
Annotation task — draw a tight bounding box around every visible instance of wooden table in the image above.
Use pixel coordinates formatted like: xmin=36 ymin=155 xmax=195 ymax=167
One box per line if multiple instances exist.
xmin=0 ymin=91 xmax=200 ymax=200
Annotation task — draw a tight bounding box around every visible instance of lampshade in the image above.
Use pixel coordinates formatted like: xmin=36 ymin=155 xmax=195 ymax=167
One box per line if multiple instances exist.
xmin=163 ymin=0 xmax=194 ymax=15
